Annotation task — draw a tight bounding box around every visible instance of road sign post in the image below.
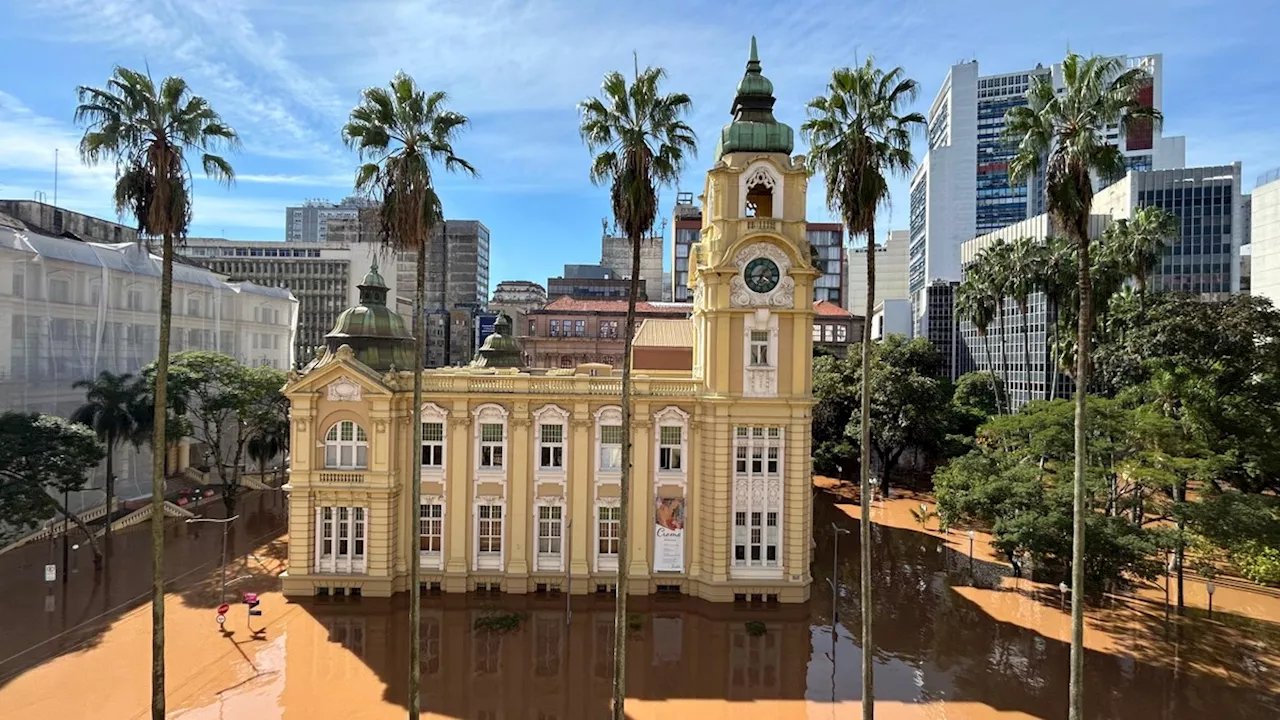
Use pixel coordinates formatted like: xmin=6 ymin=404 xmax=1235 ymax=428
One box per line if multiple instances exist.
xmin=44 ymin=564 xmax=56 ymax=582
xmin=244 ymin=592 xmax=263 ymax=633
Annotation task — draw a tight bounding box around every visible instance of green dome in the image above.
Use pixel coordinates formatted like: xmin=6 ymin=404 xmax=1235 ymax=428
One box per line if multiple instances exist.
xmin=325 ymin=259 xmax=417 ymax=372
xmin=716 ymin=36 xmax=795 ymax=158
xmin=470 ymin=313 xmax=524 ymax=369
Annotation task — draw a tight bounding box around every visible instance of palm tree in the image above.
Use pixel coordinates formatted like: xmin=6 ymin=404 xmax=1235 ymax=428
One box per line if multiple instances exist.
xmin=342 ymin=71 xmax=475 ymax=720
xmin=579 ymin=58 xmax=695 ymax=719
xmin=1038 ymin=236 xmax=1076 ymax=400
xmin=76 ymin=66 xmax=238 ymax=720
xmin=1103 ymin=205 xmax=1178 ymax=296
xmin=955 ymin=277 xmax=1002 ymax=415
xmin=802 ymin=57 xmax=924 ymax=720
xmin=1005 ymin=52 xmax=1160 ymax=720
xmin=70 ymin=370 xmax=142 ymax=563
xmin=247 ymin=419 xmax=288 ymax=485
xmin=1007 ymin=237 xmax=1046 ymax=408
xmin=976 ymin=242 xmax=1015 ymax=411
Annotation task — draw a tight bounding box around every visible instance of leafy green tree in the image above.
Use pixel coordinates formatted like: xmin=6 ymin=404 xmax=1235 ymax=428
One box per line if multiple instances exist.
xmin=70 ymin=370 xmax=145 ymax=557
xmin=1004 ymin=53 xmax=1159 ymax=717
xmin=952 ymin=372 xmax=1001 ymax=418
xmin=343 ymin=71 xmax=476 ymax=719
xmin=803 ymin=57 xmax=924 ymax=718
xmin=76 ymin=67 xmax=238 ymax=719
xmin=579 ymin=56 xmax=695 ymax=719
xmin=0 ymin=413 xmax=106 ymax=560
xmin=812 ymin=353 xmax=859 ymax=479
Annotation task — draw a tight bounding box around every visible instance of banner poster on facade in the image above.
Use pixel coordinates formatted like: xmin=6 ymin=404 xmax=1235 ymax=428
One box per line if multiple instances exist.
xmin=653 ymin=497 xmax=685 ymax=573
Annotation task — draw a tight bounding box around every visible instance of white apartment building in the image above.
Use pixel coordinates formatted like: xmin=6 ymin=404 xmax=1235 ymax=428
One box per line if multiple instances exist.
xmin=1248 ymin=169 xmax=1280 ymax=305
xmin=847 ymin=229 xmax=909 ymax=317
xmin=285 ymin=196 xmax=378 ymax=242
xmin=181 ymin=238 xmax=395 ymax=366
xmin=0 ymin=212 xmax=297 ymax=508
xmin=909 ymin=54 xmax=1186 ymax=301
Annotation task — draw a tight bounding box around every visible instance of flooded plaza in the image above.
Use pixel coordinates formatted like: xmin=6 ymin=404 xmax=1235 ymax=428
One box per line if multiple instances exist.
xmin=0 ymin=488 xmax=1276 ymax=719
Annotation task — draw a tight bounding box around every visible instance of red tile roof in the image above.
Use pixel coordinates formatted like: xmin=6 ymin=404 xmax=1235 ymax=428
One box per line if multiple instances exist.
xmin=539 ymin=297 xmax=691 ymax=315
xmin=813 ymin=300 xmax=853 ymax=317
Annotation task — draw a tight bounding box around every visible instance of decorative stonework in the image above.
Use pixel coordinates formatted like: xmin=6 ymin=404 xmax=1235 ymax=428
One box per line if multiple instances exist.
xmin=738 ymin=161 xmax=784 ymax=219
xmin=327 ymin=376 xmax=363 ymax=402
xmin=729 ymin=242 xmax=795 ymax=308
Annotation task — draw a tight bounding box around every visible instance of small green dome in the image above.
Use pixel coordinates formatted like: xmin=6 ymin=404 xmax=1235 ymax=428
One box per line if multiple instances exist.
xmin=470 ymin=313 xmax=524 ymax=369
xmin=716 ymin=36 xmax=795 ymax=158
xmin=325 ymin=259 xmax=417 ymax=372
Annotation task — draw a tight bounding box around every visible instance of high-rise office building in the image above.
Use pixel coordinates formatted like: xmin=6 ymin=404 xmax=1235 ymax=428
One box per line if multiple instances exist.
xmin=601 ymin=233 xmax=663 ymax=302
xmin=285 ymin=196 xmax=378 ymax=242
xmin=670 ymin=193 xmax=847 ymax=307
xmin=1252 ymin=169 xmax=1280 ymax=305
xmin=912 ymin=280 xmax=962 ymax=379
xmin=909 ymin=54 xmax=1185 ymax=300
xmin=847 ymin=229 xmax=909 ymax=317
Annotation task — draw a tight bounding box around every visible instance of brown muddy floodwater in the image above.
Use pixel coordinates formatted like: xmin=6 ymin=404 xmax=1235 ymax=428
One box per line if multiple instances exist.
xmin=0 ymin=488 xmax=1275 ymax=719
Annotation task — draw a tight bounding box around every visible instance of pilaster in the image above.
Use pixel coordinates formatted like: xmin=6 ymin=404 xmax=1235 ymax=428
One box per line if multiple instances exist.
xmin=568 ymin=407 xmax=592 ymax=585
xmin=629 ymin=410 xmax=652 ymax=585
xmin=445 ymin=405 xmax=471 ymax=588
xmin=687 ymin=416 xmax=703 ymax=581
xmin=506 ymin=405 xmax=532 ymax=590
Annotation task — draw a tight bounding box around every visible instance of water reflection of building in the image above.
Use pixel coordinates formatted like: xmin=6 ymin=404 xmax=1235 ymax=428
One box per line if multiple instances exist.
xmin=296 ymin=595 xmax=810 ymax=717
xmin=280 ymin=38 xmax=817 ymax=603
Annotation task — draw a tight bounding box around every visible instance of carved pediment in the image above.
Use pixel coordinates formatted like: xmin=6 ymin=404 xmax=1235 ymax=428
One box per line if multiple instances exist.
xmin=327 ymin=376 xmax=363 ymax=402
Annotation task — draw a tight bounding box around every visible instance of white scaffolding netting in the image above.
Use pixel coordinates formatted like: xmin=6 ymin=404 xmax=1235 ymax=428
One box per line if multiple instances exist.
xmin=0 ymin=216 xmax=297 ymax=515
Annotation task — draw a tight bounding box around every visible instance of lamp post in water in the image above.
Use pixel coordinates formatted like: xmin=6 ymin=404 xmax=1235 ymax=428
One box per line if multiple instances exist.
xmin=186 ymin=514 xmax=240 ymax=606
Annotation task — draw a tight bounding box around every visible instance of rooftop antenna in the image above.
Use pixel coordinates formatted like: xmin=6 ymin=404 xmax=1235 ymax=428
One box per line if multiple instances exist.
xmin=54 ymin=148 xmax=59 ymax=208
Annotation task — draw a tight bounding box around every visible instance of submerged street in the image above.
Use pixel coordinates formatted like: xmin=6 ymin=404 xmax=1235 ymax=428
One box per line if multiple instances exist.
xmin=0 ymin=489 xmax=1275 ymax=719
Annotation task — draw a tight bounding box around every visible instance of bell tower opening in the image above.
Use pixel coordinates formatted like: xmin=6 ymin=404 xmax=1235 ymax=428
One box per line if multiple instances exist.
xmin=745 ymin=179 xmax=774 ymax=218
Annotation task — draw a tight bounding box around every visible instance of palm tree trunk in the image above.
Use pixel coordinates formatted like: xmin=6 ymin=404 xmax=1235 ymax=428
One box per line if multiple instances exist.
xmin=1068 ymin=228 xmax=1092 ymax=720
xmin=151 ymin=228 xmax=174 ymax=720
xmin=104 ymin=440 xmax=114 ymax=568
xmin=1020 ymin=305 xmax=1032 ymax=410
xmin=980 ymin=332 xmax=1002 ymax=415
xmin=860 ymin=220 xmax=876 ymax=720
xmin=1047 ymin=298 xmax=1059 ymax=401
xmin=1174 ymin=479 xmax=1185 ymax=612
xmin=611 ymin=232 xmax=640 ymax=720
xmin=409 ymin=243 xmax=426 ymax=720
xmin=997 ymin=299 xmax=1012 ymax=412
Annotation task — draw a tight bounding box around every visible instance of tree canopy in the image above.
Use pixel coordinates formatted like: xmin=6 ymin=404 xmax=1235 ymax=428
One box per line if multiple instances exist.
xmin=0 ymin=412 xmax=105 ymax=546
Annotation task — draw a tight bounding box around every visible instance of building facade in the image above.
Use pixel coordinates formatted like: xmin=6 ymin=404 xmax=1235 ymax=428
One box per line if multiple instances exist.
xmin=1252 ymin=169 xmax=1280 ymax=306
xmin=601 ymin=234 xmax=664 ymax=303
xmin=812 ymin=300 xmax=860 ymax=358
xmin=0 ymin=200 xmax=139 ymax=245
xmin=489 ymin=280 xmax=548 ymax=339
xmin=912 ymin=280 xmax=962 ymax=379
xmin=280 ymin=38 xmax=816 ymax=603
xmin=909 ymin=54 xmax=1185 ymax=300
xmin=524 ymin=297 xmax=691 ymax=368
xmin=286 ymin=197 xmax=378 ymax=243
xmin=808 ymin=223 xmax=846 ymax=306
xmin=847 ymin=229 xmax=910 ymax=317
xmin=671 ymin=193 xmax=703 ymax=303
xmin=1 ymin=212 xmax=296 ymax=510
xmin=182 ymin=237 xmax=392 ymax=367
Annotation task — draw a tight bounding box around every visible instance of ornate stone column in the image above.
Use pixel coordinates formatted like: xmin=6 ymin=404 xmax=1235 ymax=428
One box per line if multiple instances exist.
xmin=568 ymin=407 xmax=592 ymax=586
xmin=444 ymin=406 xmax=472 ymax=589
xmin=505 ymin=405 xmax=532 ymax=590
xmin=629 ymin=412 xmax=653 ymax=587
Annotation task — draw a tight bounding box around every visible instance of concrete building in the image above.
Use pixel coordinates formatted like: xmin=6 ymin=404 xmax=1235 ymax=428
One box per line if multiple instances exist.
xmin=912 ymin=280 xmax=962 ymax=379
xmin=0 ymin=200 xmax=138 ymax=245
xmin=870 ymin=299 xmax=911 ymax=340
xmin=847 ymin=229 xmax=910 ymax=317
xmin=601 ymin=233 xmax=664 ymax=303
xmin=524 ymin=297 xmax=691 ymax=368
xmin=808 ymin=223 xmax=846 ymax=306
xmin=812 ymin=300 xmax=861 ymax=358
xmin=547 ymin=264 xmax=637 ymax=301
xmin=286 ymin=196 xmax=378 ymax=243
xmin=182 ymin=237 xmax=392 ymax=367
xmin=671 ymin=192 xmax=703 ymax=302
xmin=488 ymin=280 xmax=547 ymax=339
xmin=909 ymin=54 xmax=1185 ymax=302
xmin=1251 ymin=169 xmax=1280 ymax=306
xmin=279 ymin=38 xmax=816 ymax=602
xmin=0 ymin=211 xmax=296 ymax=510
xmin=957 ymin=163 xmax=1245 ymax=408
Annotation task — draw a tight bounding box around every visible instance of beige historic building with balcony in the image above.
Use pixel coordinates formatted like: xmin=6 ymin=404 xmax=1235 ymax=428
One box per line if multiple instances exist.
xmin=280 ymin=38 xmax=817 ymax=603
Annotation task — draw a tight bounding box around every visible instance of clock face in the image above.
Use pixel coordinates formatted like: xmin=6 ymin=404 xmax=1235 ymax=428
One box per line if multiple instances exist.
xmin=744 ymin=257 xmax=781 ymax=294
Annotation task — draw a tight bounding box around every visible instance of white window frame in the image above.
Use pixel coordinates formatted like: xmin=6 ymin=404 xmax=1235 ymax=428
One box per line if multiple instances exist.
xmin=653 ymin=406 xmax=689 ymax=485
xmin=474 ymin=500 xmax=506 ymax=571
xmin=533 ymin=405 xmax=569 ymax=479
xmin=324 ymin=420 xmax=368 ymax=469
xmin=594 ymin=499 xmax=622 ymax=573
xmin=731 ymin=426 xmax=784 ymax=579
xmin=742 ymin=309 xmax=779 ymax=398
xmin=737 ymin=161 xmax=783 ymax=219
xmin=594 ymin=405 xmax=623 ymax=482
xmin=420 ymin=402 xmax=449 ymax=478
xmin=419 ymin=499 xmax=445 ymax=570
xmin=534 ymin=502 xmax=565 ymax=572
xmin=314 ymin=506 xmax=367 ymax=574
xmin=750 ymin=330 xmax=770 ymax=366
xmin=472 ymin=404 xmax=509 ymax=480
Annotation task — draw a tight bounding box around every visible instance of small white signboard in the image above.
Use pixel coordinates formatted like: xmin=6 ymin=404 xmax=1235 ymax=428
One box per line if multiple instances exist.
xmin=44 ymin=564 xmax=56 ymax=582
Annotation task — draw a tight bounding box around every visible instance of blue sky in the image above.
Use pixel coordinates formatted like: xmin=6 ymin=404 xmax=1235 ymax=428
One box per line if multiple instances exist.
xmin=1 ymin=0 xmax=1277 ymax=290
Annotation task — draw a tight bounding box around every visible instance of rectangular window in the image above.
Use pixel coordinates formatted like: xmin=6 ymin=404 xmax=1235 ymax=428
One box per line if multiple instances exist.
xmin=836 ymin=325 xmax=848 ymax=342
xmin=659 ymin=425 xmax=682 ymax=471
xmin=537 ymin=505 xmax=563 ymax=568
xmin=477 ymin=505 xmax=503 ymax=565
xmin=750 ymin=330 xmax=769 ymax=366
xmin=812 ymin=324 xmax=821 ymax=342
xmin=480 ymin=423 xmax=504 ymax=468
xmin=539 ymin=423 xmax=564 ymax=469
xmin=421 ymin=422 xmax=444 ymax=467
xmin=528 ymin=319 xmax=537 ymax=335
xmin=597 ymin=506 xmax=621 ymax=557
xmin=549 ymin=319 xmax=561 ymax=337
xmin=732 ymin=427 xmax=783 ymax=569
xmin=824 ymin=325 xmax=834 ymax=342
xmin=575 ymin=319 xmax=586 ymax=336
xmin=187 ymin=297 xmax=200 ymax=316
xmin=49 ymin=277 xmax=70 ymax=303
xmin=600 ymin=320 xmax=618 ymax=338
xmin=316 ymin=506 xmax=366 ymax=573
xmin=12 ymin=272 xmax=24 ymax=298
xmin=419 ymin=503 xmax=443 ymax=554
xmin=599 ymin=425 xmax=623 ymax=470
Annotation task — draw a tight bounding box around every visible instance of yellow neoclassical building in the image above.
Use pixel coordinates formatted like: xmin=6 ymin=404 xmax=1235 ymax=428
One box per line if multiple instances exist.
xmin=280 ymin=39 xmax=818 ymax=603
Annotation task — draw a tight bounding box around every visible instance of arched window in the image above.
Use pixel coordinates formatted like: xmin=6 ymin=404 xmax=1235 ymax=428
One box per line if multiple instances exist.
xmin=325 ymin=420 xmax=368 ymax=469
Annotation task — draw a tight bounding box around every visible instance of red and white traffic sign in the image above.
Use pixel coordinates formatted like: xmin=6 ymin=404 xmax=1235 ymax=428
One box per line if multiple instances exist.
xmin=217 ymin=603 xmax=230 ymax=615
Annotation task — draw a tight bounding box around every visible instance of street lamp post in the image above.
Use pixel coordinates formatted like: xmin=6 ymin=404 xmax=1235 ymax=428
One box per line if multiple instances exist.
xmin=1206 ymin=581 xmax=1216 ymax=619
xmin=1059 ymin=581 xmax=1069 ymax=611
xmin=61 ymin=485 xmax=70 ymax=585
xmin=829 ymin=523 xmax=851 ymax=623
xmin=967 ymin=530 xmax=976 ymax=576
xmin=564 ymin=517 xmax=573 ymax=626
xmin=186 ymin=514 xmax=240 ymax=606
